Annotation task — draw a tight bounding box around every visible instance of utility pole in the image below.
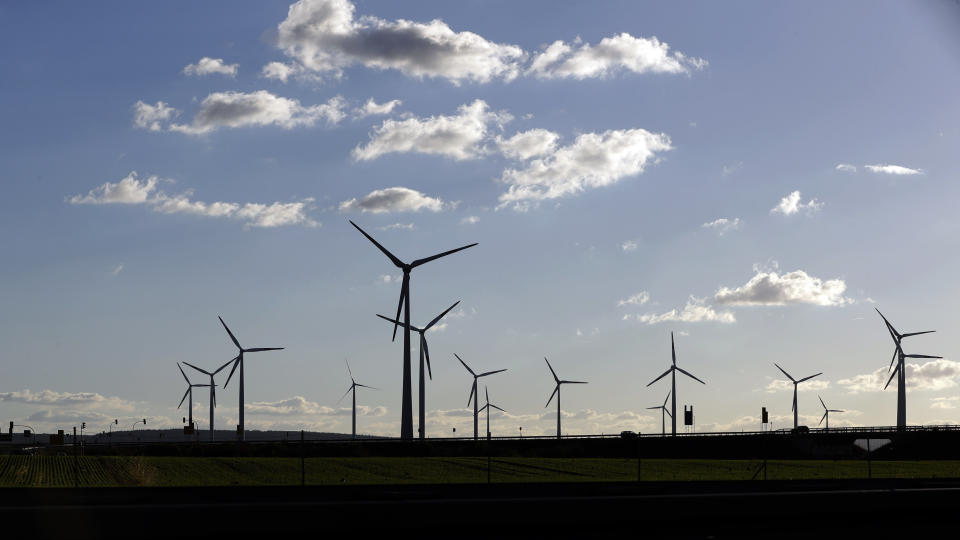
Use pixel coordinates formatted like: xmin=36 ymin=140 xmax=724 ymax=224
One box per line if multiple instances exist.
xmin=73 ymin=426 xmax=78 ymax=488
xmin=300 ymin=430 xmax=305 ymax=487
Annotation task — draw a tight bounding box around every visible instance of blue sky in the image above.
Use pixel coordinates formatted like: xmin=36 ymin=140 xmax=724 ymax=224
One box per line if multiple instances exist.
xmin=2 ymin=0 xmax=960 ymax=436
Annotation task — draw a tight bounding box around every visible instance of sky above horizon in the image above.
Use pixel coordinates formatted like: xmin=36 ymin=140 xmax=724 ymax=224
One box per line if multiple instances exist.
xmin=3 ymin=0 xmax=960 ymax=437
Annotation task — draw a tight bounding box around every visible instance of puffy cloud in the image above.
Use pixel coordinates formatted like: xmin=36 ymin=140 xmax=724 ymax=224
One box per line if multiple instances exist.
xmin=496 ymin=129 xmax=559 ymax=160
xmin=835 ymin=163 xmax=857 ymax=173
xmin=764 ymin=379 xmax=829 ymax=393
xmin=183 ymin=57 xmax=238 ymax=77
xmin=247 ymin=396 xmax=386 ymax=417
xmin=617 ymin=291 xmax=650 ymax=307
xmin=714 ymin=268 xmax=852 ymax=307
xmin=770 ymin=190 xmax=823 ymax=216
xmin=838 ymin=359 xmax=960 ymax=393
xmin=261 ymin=61 xmax=302 ymax=82
xmin=864 ymin=164 xmax=923 ymax=175
xmin=460 ymin=215 xmax=480 ymax=225
xmin=378 ymin=222 xmax=414 ymax=231
xmin=132 ymin=101 xmax=178 ymax=132
xmin=167 ymin=91 xmax=346 ymax=134
xmin=27 ymin=410 xmax=114 ymax=424
xmin=931 ymin=397 xmax=959 ymax=410
xmin=0 ymin=389 xmax=136 ymax=413
xmin=355 ymin=98 xmax=402 ymax=118
xmin=701 ymin=217 xmax=741 ymax=236
xmin=274 ymin=0 xmax=524 ymax=84
xmin=621 ymin=240 xmax=638 ymax=252
xmin=627 ymin=296 xmax=735 ymax=324
xmin=69 ymin=171 xmax=160 ymax=204
xmin=338 ymin=187 xmax=447 ymax=214
xmin=352 ymin=99 xmax=510 ymax=161
xmin=497 ymin=128 xmax=671 ymax=210
xmin=528 ymin=33 xmax=705 ymax=79
xmin=69 ymin=172 xmax=318 ymax=228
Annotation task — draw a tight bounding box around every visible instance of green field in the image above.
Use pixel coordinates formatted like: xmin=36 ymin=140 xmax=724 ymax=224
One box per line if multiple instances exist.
xmin=2 ymin=456 xmax=960 ymax=487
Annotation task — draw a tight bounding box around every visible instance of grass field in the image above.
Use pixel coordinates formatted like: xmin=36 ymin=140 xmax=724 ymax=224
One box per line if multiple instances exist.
xmin=2 ymin=456 xmax=960 ymax=487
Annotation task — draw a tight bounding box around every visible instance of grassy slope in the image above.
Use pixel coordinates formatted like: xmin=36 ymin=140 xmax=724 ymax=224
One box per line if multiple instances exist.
xmin=2 ymin=456 xmax=960 ymax=487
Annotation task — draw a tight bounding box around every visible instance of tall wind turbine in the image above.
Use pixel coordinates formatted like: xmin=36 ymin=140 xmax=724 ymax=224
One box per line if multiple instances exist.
xmin=183 ymin=360 xmax=230 ymax=441
xmin=478 ymin=386 xmax=505 ymax=439
xmin=456 ymin=353 xmax=506 ymax=440
xmin=774 ymin=363 xmax=822 ymax=429
xmin=350 ymin=220 xmax=477 ymax=440
xmin=218 ymin=316 xmax=284 ymax=441
xmin=377 ymin=300 xmax=460 ymax=438
xmin=336 ymin=360 xmax=377 ymax=439
xmin=646 ymin=391 xmax=672 ymax=436
xmin=875 ymin=308 xmax=940 ymax=430
xmin=818 ymin=395 xmax=843 ymax=430
xmin=176 ymin=363 xmax=210 ymax=431
xmin=544 ymin=357 xmax=587 ymax=440
xmin=646 ymin=332 xmax=705 ymax=436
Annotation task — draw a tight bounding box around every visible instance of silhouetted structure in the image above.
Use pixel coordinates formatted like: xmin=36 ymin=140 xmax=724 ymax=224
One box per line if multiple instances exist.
xmin=479 ymin=386 xmax=505 ymax=439
xmin=646 ymin=333 xmax=705 ymax=436
xmin=336 ymin=360 xmax=377 ymax=439
xmin=183 ymin=360 xmax=230 ymax=441
xmin=774 ymin=363 xmax=822 ymax=429
xmin=350 ymin=221 xmax=477 ymax=440
xmin=456 ymin=353 xmax=506 ymax=440
xmin=177 ymin=363 xmax=210 ymax=432
xmin=378 ymin=300 xmax=460 ymax=438
xmin=875 ymin=308 xmax=940 ymax=431
xmin=818 ymin=395 xmax=843 ymax=430
xmin=646 ymin=391 xmax=672 ymax=436
xmin=544 ymin=357 xmax=587 ymax=440
xmin=218 ymin=316 xmax=284 ymax=441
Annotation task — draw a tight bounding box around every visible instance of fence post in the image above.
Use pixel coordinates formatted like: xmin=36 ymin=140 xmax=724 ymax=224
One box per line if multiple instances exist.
xmin=73 ymin=426 xmax=78 ymax=488
xmin=300 ymin=429 xmax=305 ymax=487
xmin=867 ymin=438 xmax=872 ymax=480
xmin=636 ymin=435 xmax=641 ymax=482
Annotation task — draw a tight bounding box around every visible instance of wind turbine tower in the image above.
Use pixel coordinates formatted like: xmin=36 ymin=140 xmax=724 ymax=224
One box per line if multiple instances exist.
xmin=350 ymin=221 xmax=476 ymax=440
xmin=875 ymin=309 xmax=940 ymax=431
xmin=646 ymin=333 xmax=705 ymax=436
xmin=479 ymin=386 xmax=506 ymax=439
xmin=337 ymin=360 xmax=377 ymax=439
xmin=218 ymin=316 xmax=284 ymax=441
xmin=818 ymin=395 xmax=843 ymax=430
xmin=456 ymin=354 xmax=506 ymax=440
xmin=544 ymin=357 xmax=587 ymax=440
xmin=774 ymin=363 xmax=822 ymax=429
xmin=646 ymin=391 xmax=672 ymax=436
xmin=177 ymin=363 xmax=209 ymax=431
xmin=183 ymin=360 xmax=230 ymax=441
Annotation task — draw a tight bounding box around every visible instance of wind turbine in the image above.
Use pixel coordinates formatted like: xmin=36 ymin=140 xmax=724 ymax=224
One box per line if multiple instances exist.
xmin=350 ymin=220 xmax=477 ymax=440
xmin=646 ymin=391 xmax=672 ymax=436
xmin=218 ymin=316 xmax=284 ymax=441
xmin=336 ymin=360 xmax=377 ymax=439
xmin=875 ymin=308 xmax=940 ymax=431
xmin=544 ymin=357 xmax=587 ymax=440
xmin=646 ymin=332 xmax=705 ymax=436
xmin=456 ymin=353 xmax=506 ymax=440
xmin=818 ymin=395 xmax=843 ymax=431
xmin=478 ymin=386 xmax=505 ymax=439
xmin=176 ymin=363 xmax=210 ymax=431
xmin=183 ymin=360 xmax=231 ymax=441
xmin=377 ymin=300 xmax=460 ymax=438
xmin=774 ymin=363 xmax=822 ymax=429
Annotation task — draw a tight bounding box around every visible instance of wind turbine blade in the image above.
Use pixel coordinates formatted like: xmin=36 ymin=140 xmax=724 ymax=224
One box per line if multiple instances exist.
xmin=646 ymin=406 xmax=661 ymax=410
xmin=665 ymin=409 xmax=672 ymax=418
xmin=422 ymin=335 xmax=432 ymax=380
xmin=905 ymin=354 xmax=942 ymax=359
xmin=671 ymin=331 xmax=676 ymax=366
xmin=774 ymin=363 xmax=796 ymax=383
xmin=467 ymin=383 xmax=476 ymax=408
xmin=875 ymin=308 xmax=900 ymax=339
xmin=485 ymin=386 xmax=489 ymax=404
xmin=662 ymin=391 xmax=671 ymax=408
xmin=178 ymin=363 xmax=191 ymax=384
xmin=212 ymin=385 xmax=216 ymax=408
xmin=410 ymin=243 xmax=478 ymax=268
xmin=797 ymin=372 xmax=822 ymax=383
xmin=675 ymin=366 xmax=705 ymax=385
xmin=545 ymin=385 xmax=559 ymax=408
xmin=901 ymin=330 xmax=935 ymax=338
xmin=819 ymin=412 xmax=826 ymax=426
xmin=887 ymin=348 xmax=898 ymax=373
xmin=792 ymin=390 xmax=796 ymax=412
xmin=425 ymin=300 xmax=460 ymax=331
xmin=647 ymin=367 xmax=672 ymax=387
xmin=349 ymin=220 xmax=405 ymax=269
xmin=335 ymin=385 xmax=353 ymax=406
xmin=224 ymin=357 xmax=241 ymax=389
xmin=182 ymin=361 xmax=212 ymax=376
xmin=214 ymin=357 xmax=234 ymax=375
xmin=561 ymin=380 xmax=588 ymax=384
xmin=178 ymin=388 xmax=190 ymax=409
xmin=490 ymin=404 xmax=506 ymax=413
xmin=346 ymin=359 xmax=353 ymax=380
xmin=884 ymin=364 xmax=900 ymax=390
xmin=355 ymin=384 xmax=378 ymax=390
xmin=245 ymin=347 xmax=284 ymax=353
xmin=219 ymin=316 xmax=241 ymax=350
xmin=544 ymin=357 xmax=559 ymax=384
xmin=478 ymin=368 xmax=507 ymax=378
xmin=455 ymin=353 xmax=475 ymax=376
xmin=391 ymin=274 xmax=409 ymax=341
xmin=831 ymin=409 xmax=844 ymax=413
xmin=376 ymin=314 xmax=419 ymax=332
xmin=819 ymin=395 xmax=826 ymax=410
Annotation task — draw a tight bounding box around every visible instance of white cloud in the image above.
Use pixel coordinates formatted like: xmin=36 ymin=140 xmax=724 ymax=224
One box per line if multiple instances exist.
xmin=714 ymin=268 xmax=852 ymax=307
xmin=355 ymin=98 xmax=402 ymax=118
xmin=111 ymin=264 xmax=124 ymax=277
xmin=132 ymin=101 xmax=178 ymax=132
xmin=770 ymin=190 xmax=823 ymax=216
xmin=701 ymin=217 xmax=741 ymax=236
xmin=69 ymin=172 xmax=318 ymax=228
xmin=528 ymin=33 xmax=705 ymax=79
xmin=721 ymin=162 xmax=743 ymax=177
xmin=247 ymin=396 xmax=386 ymax=417
xmin=378 ymin=222 xmax=414 ymax=231
xmin=460 ymin=215 xmax=480 ymax=225
xmin=838 ymin=359 xmax=960 ymax=393
xmin=261 ymin=61 xmax=301 ymax=82
xmin=352 ymin=99 xmax=510 ymax=161
xmin=496 ymin=128 xmax=559 ymax=160
xmin=931 ymin=397 xmax=959 ymax=410
xmin=864 ymin=164 xmax=923 ymax=175
xmin=183 ymin=57 xmax=238 ymax=77
xmin=28 ymin=409 xmax=114 ymax=424
xmin=339 ymin=187 xmax=447 ymax=214
xmin=163 ymin=91 xmax=346 ymax=134
xmin=764 ymin=379 xmax=830 ymax=393
xmin=617 ymin=291 xmax=650 ymax=307
xmin=497 ymin=128 xmax=672 ymax=210
xmin=621 ymin=240 xmax=638 ymax=252
xmin=629 ymin=296 xmax=735 ymax=324
xmin=0 ymin=389 xmax=135 ymax=411
xmin=835 ymin=163 xmax=857 ymax=173
xmin=274 ymin=0 xmax=524 ymax=84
